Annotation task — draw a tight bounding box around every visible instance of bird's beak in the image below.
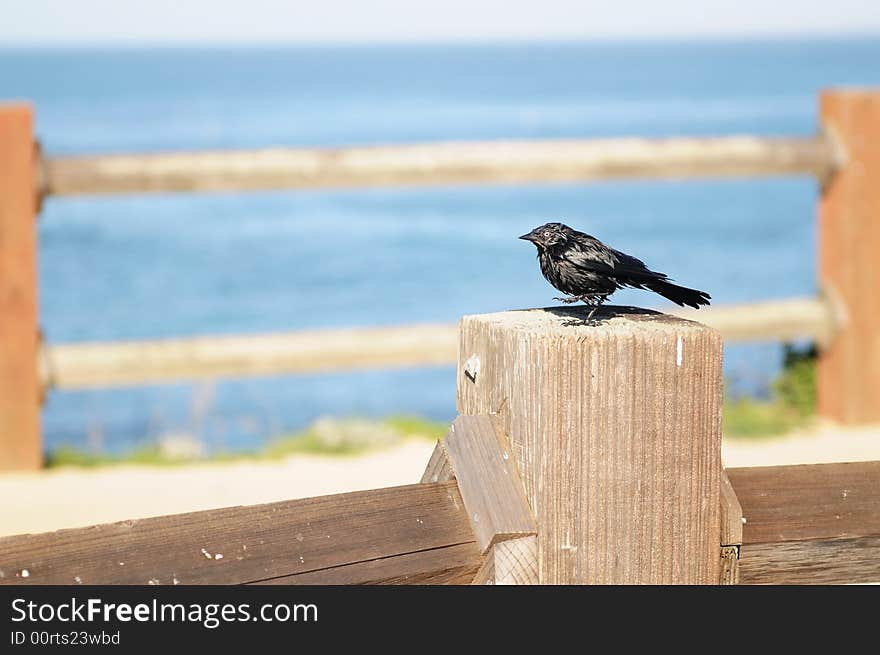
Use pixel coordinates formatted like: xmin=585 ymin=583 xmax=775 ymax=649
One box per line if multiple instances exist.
xmin=519 ymin=232 xmax=536 ymax=242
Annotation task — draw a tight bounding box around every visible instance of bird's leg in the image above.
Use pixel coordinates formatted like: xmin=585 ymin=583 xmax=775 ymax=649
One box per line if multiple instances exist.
xmin=585 ymin=294 xmax=610 ymax=321
xmin=554 ymin=293 xmax=603 ymax=305
xmin=557 ymin=293 xmax=609 ymax=326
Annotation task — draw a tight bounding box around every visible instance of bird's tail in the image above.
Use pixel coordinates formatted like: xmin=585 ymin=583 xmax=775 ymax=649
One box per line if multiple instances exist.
xmin=643 ymin=279 xmax=711 ymax=309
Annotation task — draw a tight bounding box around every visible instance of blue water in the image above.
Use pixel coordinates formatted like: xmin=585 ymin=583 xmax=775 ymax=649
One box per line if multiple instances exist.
xmin=1 ymin=39 xmax=879 ymax=455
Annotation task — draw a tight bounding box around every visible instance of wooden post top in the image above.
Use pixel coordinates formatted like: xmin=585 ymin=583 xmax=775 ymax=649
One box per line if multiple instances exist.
xmin=460 ymin=305 xmax=717 ymax=337
xmin=458 ymin=303 xmax=724 ymax=583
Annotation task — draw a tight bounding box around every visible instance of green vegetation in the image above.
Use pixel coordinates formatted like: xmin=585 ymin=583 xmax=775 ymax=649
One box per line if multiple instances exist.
xmin=46 ymin=446 xmax=183 ymax=469
xmin=262 ymin=415 xmax=447 ymax=458
xmin=383 ymin=415 xmax=449 ymax=440
xmin=45 ymin=414 xmax=446 ymax=469
xmin=45 ymin=350 xmax=818 ymax=468
xmin=773 ymin=344 xmax=818 ymax=419
xmin=723 ymin=344 xmax=817 ymax=438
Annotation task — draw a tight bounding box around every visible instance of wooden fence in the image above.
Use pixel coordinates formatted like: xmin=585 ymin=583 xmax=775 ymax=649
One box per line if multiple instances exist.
xmin=1 ymin=88 xmax=879 ymax=470
xmin=2 ymin=308 xmax=878 ymax=584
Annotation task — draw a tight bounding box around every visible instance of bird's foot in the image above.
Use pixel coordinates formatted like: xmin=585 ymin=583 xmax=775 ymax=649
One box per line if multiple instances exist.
xmin=560 ymin=318 xmax=592 ymax=327
xmin=558 ymin=294 xmax=609 ymax=326
xmin=554 ymin=293 xmax=607 ymax=305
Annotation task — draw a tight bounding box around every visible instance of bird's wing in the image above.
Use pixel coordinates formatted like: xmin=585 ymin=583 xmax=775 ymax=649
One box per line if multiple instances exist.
xmin=608 ymin=248 xmax=669 ymax=281
xmin=563 ymin=238 xmax=618 ymax=274
xmin=566 ymin=241 xmax=672 ymax=282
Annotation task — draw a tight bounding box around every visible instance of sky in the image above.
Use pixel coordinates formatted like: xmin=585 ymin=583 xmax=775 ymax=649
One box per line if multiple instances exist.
xmin=1 ymin=0 xmax=879 ymax=45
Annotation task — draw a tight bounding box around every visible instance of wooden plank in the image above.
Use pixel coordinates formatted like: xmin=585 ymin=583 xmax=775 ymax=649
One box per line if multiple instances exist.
xmin=471 ymin=555 xmax=495 ymax=585
xmin=41 ymin=136 xmax=835 ymax=197
xmin=470 ymin=536 xmax=539 ymax=585
xmin=255 ymin=543 xmax=481 ymax=585
xmin=442 ymin=415 xmax=536 ymax=553
xmin=39 ymin=297 xmax=833 ymax=390
xmin=420 ymin=441 xmax=453 ymax=484
xmin=0 ymin=104 xmax=41 ymax=471
xmin=720 ymin=469 xmax=744 ymax=546
xmin=719 ymin=546 xmax=740 ymax=585
xmin=818 ymin=90 xmax=880 ymax=423
xmin=719 ymin=469 xmax=743 ymax=585
xmin=458 ymin=306 xmax=723 ymax=584
xmin=43 ymin=323 xmax=458 ymax=388
xmin=740 ymin=536 xmax=880 ymax=585
xmin=731 ymin=461 xmax=880 ymax=585
xmin=493 ymin=536 xmax=539 ymax=585
xmin=668 ymin=296 xmax=837 ymax=348
xmin=0 ymin=481 xmax=472 ymax=585
xmin=728 ymin=461 xmax=880 ymax=544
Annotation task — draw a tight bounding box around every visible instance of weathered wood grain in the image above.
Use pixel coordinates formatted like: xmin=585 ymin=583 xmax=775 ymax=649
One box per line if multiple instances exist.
xmin=421 ymin=440 xmax=453 ymax=484
xmin=492 ymin=536 xmax=539 ymax=585
xmin=255 ymin=543 xmax=481 ymax=585
xmin=730 ymin=461 xmax=880 ymax=584
xmin=458 ymin=306 xmax=723 ymax=584
xmin=740 ymin=536 xmax=880 ymax=585
xmin=720 ymin=469 xmax=744 ymax=546
xmin=470 ymin=536 xmax=539 ymax=585
xmin=441 ymin=415 xmax=536 ymax=553
xmin=0 ymin=481 xmax=473 ymax=585
xmin=728 ymin=461 xmax=880 ymax=544
xmin=471 ymin=555 xmax=495 ymax=585
xmin=719 ymin=470 xmax=743 ymax=585
xmin=719 ymin=546 xmax=740 ymax=585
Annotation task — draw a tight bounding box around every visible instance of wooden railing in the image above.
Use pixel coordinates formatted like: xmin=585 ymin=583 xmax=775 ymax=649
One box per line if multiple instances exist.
xmin=39 ymin=135 xmax=836 ymax=195
xmin=2 ymin=307 xmax=877 ymax=584
xmin=1 ymin=89 xmax=878 ymax=470
xmin=3 ymin=460 xmax=875 ymax=585
xmin=40 ymin=296 xmax=835 ymax=389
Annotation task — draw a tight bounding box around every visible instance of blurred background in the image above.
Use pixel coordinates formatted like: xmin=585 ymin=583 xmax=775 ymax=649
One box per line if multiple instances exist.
xmin=1 ymin=1 xmax=879 ymax=533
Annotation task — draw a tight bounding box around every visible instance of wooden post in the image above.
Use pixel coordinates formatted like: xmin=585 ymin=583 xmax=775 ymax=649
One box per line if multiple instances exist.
xmin=0 ymin=104 xmax=41 ymax=470
xmin=458 ymin=306 xmax=723 ymax=584
xmin=422 ymin=415 xmax=538 ymax=585
xmin=719 ymin=471 xmax=743 ymax=584
xmin=818 ymin=90 xmax=880 ymax=424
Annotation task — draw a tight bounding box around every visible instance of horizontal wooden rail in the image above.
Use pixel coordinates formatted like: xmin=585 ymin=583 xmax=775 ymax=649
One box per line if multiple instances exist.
xmin=41 ymin=323 xmax=459 ymax=389
xmin=40 ymin=296 xmax=836 ymax=390
xmin=40 ymin=135 xmax=839 ymax=196
xmin=0 ymin=480 xmax=481 ymax=585
xmin=667 ymin=295 xmax=838 ymax=347
xmin=730 ymin=461 xmax=880 ymax=584
xmin=1 ymin=461 xmax=875 ymax=585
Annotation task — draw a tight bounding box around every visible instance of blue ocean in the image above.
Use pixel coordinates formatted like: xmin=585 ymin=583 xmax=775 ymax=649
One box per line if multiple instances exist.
xmin=1 ymin=39 xmax=879 ymax=455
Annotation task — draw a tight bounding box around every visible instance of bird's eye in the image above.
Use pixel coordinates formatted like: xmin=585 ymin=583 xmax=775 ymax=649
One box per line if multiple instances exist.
xmin=543 ymin=231 xmax=551 ymax=238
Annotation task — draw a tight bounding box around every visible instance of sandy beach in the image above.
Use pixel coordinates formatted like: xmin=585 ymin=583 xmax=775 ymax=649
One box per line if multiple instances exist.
xmin=2 ymin=423 xmax=879 ymax=539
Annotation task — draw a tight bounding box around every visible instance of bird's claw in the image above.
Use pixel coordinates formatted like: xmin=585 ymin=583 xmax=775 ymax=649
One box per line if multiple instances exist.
xmin=561 ymin=317 xmax=602 ymax=328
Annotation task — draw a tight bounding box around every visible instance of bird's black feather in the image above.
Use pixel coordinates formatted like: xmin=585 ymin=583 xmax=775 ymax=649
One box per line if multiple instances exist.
xmin=519 ymin=222 xmax=710 ymax=312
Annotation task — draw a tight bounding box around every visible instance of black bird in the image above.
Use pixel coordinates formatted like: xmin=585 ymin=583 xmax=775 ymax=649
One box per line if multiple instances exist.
xmin=519 ymin=222 xmax=710 ymax=320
